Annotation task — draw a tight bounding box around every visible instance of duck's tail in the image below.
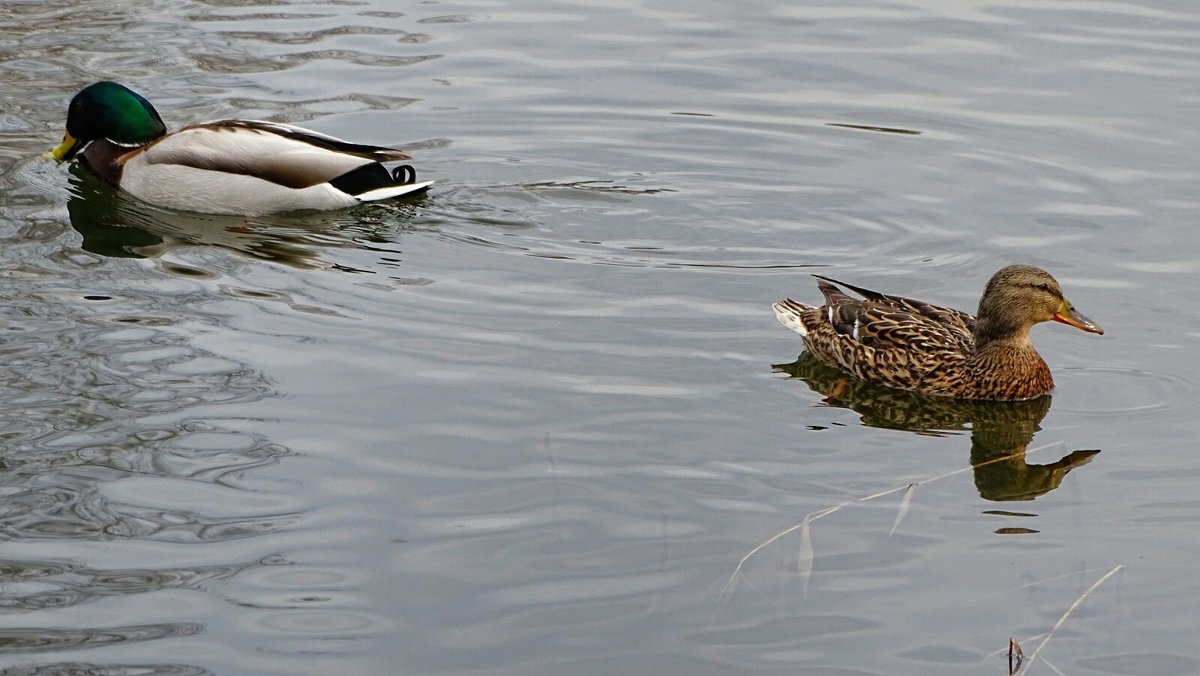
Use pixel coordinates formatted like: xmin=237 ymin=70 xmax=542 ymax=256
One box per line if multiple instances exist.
xmin=772 ymin=299 xmax=815 ymax=337
xmin=330 ymin=163 xmax=433 ymax=202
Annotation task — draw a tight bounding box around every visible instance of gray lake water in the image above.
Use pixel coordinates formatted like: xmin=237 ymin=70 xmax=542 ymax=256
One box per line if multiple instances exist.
xmin=1 ymin=0 xmax=1199 ymax=674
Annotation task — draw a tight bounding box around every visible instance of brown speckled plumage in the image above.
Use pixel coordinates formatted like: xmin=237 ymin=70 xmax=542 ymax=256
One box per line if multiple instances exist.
xmin=772 ymin=265 xmax=1104 ymax=401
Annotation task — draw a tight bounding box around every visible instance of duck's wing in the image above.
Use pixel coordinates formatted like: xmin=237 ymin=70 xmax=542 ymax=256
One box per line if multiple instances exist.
xmin=136 ymin=120 xmax=410 ymax=189
xmin=822 ymin=300 xmax=972 ymax=356
xmin=813 ymin=274 xmax=975 ymax=348
xmin=821 ymin=302 xmax=974 ymax=394
xmin=210 ymin=120 xmax=411 ymax=162
xmin=775 ymin=275 xmax=983 ymax=396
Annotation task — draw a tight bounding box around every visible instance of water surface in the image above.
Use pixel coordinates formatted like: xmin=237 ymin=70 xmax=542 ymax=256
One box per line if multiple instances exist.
xmin=1 ymin=0 xmax=1199 ymax=673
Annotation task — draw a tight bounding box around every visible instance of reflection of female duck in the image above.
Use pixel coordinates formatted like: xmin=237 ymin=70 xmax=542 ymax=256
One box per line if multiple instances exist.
xmin=773 ymin=266 xmax=1103 ymax=400
xmin=775 ymin=352 xmax=1098 ymax=501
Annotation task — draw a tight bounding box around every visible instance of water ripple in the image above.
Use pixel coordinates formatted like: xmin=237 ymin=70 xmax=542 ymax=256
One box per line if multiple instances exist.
xmin=0 ymin=623 xmax=203 ymax=655
xmin=194 ymin=50 xmax=439 ymax=74
xmin=5 ymin=0 xmax=1200 ymax=673
xmin=2 ymin=662 xmax=210 ymax=676
xmin=216 ymin=25 xmax=431 ymax=46
xmin=1053 ymin=366 xmax=1193 ymax=417
xmin=0 ymin=558 xmax=245 ymax=612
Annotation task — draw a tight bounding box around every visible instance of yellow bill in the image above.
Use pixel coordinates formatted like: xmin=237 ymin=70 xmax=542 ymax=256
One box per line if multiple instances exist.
xmin=45 ymin=131 xmax=79 ymax=162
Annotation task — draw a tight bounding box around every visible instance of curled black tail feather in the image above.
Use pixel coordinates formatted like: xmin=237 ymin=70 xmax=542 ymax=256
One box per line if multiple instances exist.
xmin=391 ymin=165 xmax=416 ymax=185
xmin=329 ymin=163 xmax=420 ymax=196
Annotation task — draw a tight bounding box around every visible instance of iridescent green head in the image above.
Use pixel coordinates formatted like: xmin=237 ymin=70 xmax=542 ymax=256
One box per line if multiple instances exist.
xmin=48 ymin=81 xmax=167 ymax=162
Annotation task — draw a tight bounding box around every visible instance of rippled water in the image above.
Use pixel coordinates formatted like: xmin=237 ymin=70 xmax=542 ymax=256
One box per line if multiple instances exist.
xmin=2 ymin=0 xmax=1199 ymax=673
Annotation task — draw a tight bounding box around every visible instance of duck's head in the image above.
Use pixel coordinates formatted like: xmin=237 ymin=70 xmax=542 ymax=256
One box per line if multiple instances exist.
xmin=975 ymin=265 xmax=1104 ymax=343
xmin=48 ymin=82 xmax=167 ymax=163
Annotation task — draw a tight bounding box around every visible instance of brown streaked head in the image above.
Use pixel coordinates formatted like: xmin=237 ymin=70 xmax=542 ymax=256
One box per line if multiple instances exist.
xmin=974 ymin=265 xmax=1103 ymax=344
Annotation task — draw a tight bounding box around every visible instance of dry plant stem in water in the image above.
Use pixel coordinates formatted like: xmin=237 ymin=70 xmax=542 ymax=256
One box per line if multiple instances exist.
xmin=722 ymin=441 xmax=1067 ymax=595
xmin=1016 ymin=565 xmax=1124 ymax=676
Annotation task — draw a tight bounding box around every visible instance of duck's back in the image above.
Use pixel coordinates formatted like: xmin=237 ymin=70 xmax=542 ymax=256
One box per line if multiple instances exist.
xmin=774 ymin=277 xmax=979 ymax=397
xmin=117 ymin=122 xmax=411 ymax=215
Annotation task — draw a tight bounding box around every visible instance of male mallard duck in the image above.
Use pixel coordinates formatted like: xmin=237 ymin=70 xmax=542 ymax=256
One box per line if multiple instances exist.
xmin=772 ymin=265 xmax=1104 ymax=401
xmin=47 ymin=81 xmax=431 ymax=215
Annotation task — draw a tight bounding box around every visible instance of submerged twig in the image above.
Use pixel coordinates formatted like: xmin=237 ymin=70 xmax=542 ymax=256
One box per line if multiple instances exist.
xmin=988 ymin=633 xmax=1046 ymax=662
xmin=1017 ymin=564 xmax=1123 ymax=675
xmin=797 ymin=516 xmax=813 ymax=595
xmin=1037 ymin=656 xmax=1068 ymax=676
xmin=1008 ymin=637 xmax=1023 ymax=675
xmin=722 ymin=442 xmax=1066 ymax=595
xmin=889 ymin=483 xmax=916 ymax=536
xmin=720 ymin=484 xmax=909 ymax=596
xmin=965 ymin=565 xmax=1115 ymax=606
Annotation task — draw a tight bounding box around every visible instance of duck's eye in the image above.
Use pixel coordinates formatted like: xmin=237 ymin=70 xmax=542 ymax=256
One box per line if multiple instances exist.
xmin=1037 ymin=283 xmax=1052 ymax=293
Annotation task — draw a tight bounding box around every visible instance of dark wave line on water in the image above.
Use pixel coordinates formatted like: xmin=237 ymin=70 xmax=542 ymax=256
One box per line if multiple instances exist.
xmin=1 ymin=662 xmax=211 ymax=676
xmin=826 ymin=122 xmax=922 ymax=135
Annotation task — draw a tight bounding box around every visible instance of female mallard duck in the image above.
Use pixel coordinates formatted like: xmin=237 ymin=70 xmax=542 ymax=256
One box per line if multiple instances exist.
xmin=772 ymin=265 xmax=1104 ymax=401
xmin=47 ymin=81 xmax=431 ymax=215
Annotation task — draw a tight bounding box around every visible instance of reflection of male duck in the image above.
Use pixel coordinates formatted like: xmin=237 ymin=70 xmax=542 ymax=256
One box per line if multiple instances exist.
xmin=65 ymin=164 xmax=365 ymax=269
xmin=774 ymin=352 xmax=1098 ymax=501
xmin=65 ymin=164 xmax=163 ymax=259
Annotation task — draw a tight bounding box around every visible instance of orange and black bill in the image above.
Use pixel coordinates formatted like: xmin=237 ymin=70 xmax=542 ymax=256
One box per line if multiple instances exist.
xmin=1053 ymin=300 xmax=1103 ymax=335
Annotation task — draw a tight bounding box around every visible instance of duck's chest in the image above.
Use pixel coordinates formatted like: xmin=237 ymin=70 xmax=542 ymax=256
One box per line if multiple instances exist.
xmin=80 ymin=139 xmax=129 ymax=187
xmin=967 ymin=347 xmax=1054 ymax=401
